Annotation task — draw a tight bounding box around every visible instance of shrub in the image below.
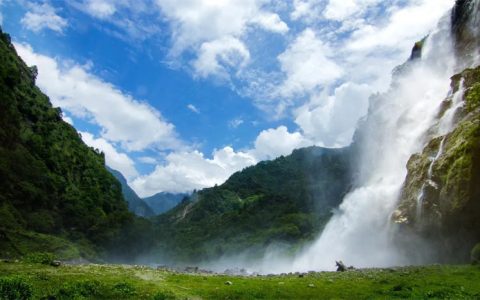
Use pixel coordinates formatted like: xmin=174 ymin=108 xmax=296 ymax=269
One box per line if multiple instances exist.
xmin=471 ymin=243 xmax=480 ymax=264
xmin=54 ymin=280 xmax=102 ymax=299
xmin=151 ymin=290 xmax=177 ymax=300
xmin=0 ymin=276 xmax=33 ymax=300
xmin=24 ymin=252 xmax=55 ymax=265
xmin=113 ymin=281 xmax=136 ymax=296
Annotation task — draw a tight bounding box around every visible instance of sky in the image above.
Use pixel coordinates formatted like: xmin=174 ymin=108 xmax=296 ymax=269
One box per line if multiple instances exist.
xmin=0 ymin=0 xmax=454 ymax=197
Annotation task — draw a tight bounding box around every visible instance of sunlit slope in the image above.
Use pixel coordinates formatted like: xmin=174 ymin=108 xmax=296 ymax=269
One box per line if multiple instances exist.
xmin=153 ymin=146 xmax=353 ymax=263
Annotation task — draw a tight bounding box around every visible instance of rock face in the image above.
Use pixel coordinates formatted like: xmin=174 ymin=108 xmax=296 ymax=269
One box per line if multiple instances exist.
xmin=452 ymin=0 xmax=480 ymax=69
xmin=393 ymin=66 xmax=480 ymax=263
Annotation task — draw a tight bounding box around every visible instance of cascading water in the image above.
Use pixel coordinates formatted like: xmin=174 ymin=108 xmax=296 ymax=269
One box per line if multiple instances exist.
xmin=416 ymin=79 xmax=465 ymax=219
xmin=287 ymin=8 xmax=463 ymax=271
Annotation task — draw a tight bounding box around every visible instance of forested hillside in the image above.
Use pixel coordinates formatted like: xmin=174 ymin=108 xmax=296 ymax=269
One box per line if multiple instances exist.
xmin=152 ymin=146 xmax=353 ymax=263
xmin=0 ymin=29 xmax=151 ymax=260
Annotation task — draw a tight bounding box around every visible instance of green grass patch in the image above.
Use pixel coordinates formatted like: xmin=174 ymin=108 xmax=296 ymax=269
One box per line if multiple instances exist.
xmin=1 ymin=262 xmax=480 ymax=299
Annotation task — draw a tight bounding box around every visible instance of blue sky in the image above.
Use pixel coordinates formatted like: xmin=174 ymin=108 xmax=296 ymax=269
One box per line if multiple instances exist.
xmin=0 ymin=0 xmax=453 ymax=196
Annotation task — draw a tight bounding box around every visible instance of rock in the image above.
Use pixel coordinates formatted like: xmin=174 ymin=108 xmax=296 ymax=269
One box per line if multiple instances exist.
xmin=50 ymin=260 xmax=62 ymax=267
xmin=336 ymin=261 xmax=346 ymax=272
xmin=224 ymin=281 xmax=233 ymax=286
xmin=185 ymin=266 xmax=199 ymax=273
xmin=308 ymin=283 xmax=315 ymax=288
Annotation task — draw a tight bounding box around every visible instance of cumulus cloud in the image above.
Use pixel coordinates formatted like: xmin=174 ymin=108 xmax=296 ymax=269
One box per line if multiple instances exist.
xmin=21 ymin=3 xmax=68 ymax=33
xmin=277 ymin=28 xmax=343 ymax=98
xmin=14 ymin=43 xmax=180 ymax=152
xmin=290 ymin=0 xmax=323 ymax=22
xmin=156 ymin=0 xmax=287 ymax=80
xmin=295 ymin=83 xmax=372 ymax=147
xmin=252 ymin=126 xmax=312 ymax=160
xmin=156 ymin=0 xmax=287 ymax=53
xmin=132 ymin=147 xmax=257 ymax=197
xmin=346 ymin=0 xmax=453 ymax=53
xmin=82 ymin=0 xmax=116 ymax=19
xmin=80 ymin=131 xmax=139 ymax=179
xmin=193 ymin=36 xmax=250 ymax=78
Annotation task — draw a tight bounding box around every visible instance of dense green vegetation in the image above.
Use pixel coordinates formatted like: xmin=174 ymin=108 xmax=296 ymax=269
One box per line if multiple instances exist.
xmin=108 ymin=167 xmax=155 ymax=217
xmin=0 ymin=28 xmax=153 ymax=260
xmin=1 ymin=261 xmax=480 ymax=299
xmin=153 ymin=147 xmax=353 ymax=263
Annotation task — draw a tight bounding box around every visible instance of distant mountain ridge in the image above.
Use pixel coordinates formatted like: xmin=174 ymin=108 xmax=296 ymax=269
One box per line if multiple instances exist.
xmin=107 ymin=167 xmax=155 ymax=217
xmin=143 ymin=192 xmax=187 ymax=215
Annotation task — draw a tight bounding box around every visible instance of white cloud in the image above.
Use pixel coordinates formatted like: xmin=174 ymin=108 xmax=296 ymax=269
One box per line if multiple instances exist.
xmin=251 ymin=12 xmax=289 ymax=34
xmin=277 ymin=29 xmax=343 ymax=99
xmin=346 ymin=0 xmax=453 ymax=53
xmin=83 ymin=0 xmax=116 ymax=19
xmin=229 ymin=118 xmax=244 ymax=129
xmin=80 ymin=131 xmax=139 ymax=179
xmin=156 ymin=0 xmax=287 ymax=53
xmin=156 ymin=0 xmax=287 ymax=80
xmin=14 ymin=43 xmax=181 ymax=152
xmin=295 ymin=83 xmax=372 ymax=147
xmin=132 ymin=147 xmax=257 ymax=197
xmin=61 ymin=112 xmax=74 ymax=125
xmin=291 ymin=0 xmax=323 ymax=22
xmin=193 ymin=36 xmax=250 ymax=78
xmin=252 ymin=126 xmax=312 ymax=160
xmin=323 ymin=0 xmax=383 ymax=22
xmin=21 ymin=3 xmax=68 ymax=33
xmin=187 ymin=104 xmax=200 ymax=114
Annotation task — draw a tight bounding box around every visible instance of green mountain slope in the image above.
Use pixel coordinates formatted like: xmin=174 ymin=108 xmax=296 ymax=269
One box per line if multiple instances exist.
xmin=0 ymin=28 xmax=151 ymax=260
xmin=107 ymin=168 xmax=155 ymax=217
xmin=152 ymin=146 xmax=353 ymax=263
xmin=143 ymin=192 xmax=187 ymax=215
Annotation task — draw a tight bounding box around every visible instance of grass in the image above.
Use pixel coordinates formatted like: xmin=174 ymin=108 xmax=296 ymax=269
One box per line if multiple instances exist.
xmin=0 ymin=261 xmax=480 ymax=299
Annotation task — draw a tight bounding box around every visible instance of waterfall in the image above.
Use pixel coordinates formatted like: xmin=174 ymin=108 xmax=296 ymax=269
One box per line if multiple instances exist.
xmin=287 ymin=9 xmax=459 ymax=271
xmin=416 ymin=79 xmax=465 ymax=219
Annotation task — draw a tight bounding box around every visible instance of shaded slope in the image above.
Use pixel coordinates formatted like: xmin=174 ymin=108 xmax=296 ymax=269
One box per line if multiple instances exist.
xmin=0 ymin=28 xmax=147 ymax=259
xmin=108 ymin=168 xmax=155 ymax=217
xmin=143 ymin=192 xmax=187 ymax=215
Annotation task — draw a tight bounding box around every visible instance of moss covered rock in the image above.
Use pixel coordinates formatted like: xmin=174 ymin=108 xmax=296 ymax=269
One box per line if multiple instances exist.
xmin=394 ymin=66 xmax=480 ymax=263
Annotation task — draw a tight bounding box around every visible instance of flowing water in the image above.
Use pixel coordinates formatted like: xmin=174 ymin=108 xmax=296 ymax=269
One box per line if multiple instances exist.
xmin=287 ymin=10 xmax=459 ymax=271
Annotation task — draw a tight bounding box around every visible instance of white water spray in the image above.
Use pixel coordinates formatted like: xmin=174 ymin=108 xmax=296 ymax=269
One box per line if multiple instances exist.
xmin=287 ymin=11 xmax=459 ymax=271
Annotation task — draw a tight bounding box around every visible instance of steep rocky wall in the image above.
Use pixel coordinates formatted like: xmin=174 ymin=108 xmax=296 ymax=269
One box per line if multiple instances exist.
xmin=393 ymin=66 xmax=480 ymax=263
